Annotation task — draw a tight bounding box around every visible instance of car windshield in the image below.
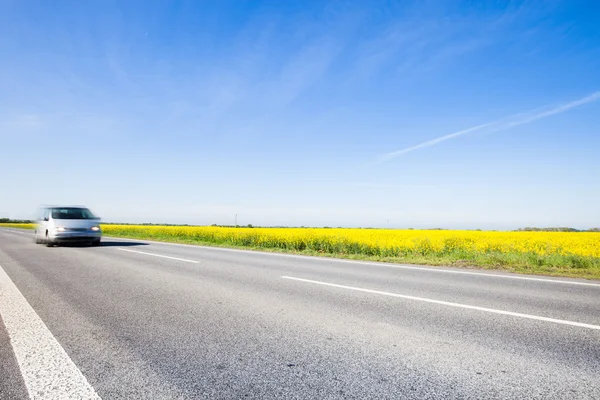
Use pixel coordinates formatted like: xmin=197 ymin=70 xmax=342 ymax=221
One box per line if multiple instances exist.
xmin=51 ymin=208 xmax=97 ymax=220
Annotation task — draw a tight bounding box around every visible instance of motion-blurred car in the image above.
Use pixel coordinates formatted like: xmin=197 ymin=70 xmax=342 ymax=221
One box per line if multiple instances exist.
xmin=34 ymin=206 xmax=102 ymax=247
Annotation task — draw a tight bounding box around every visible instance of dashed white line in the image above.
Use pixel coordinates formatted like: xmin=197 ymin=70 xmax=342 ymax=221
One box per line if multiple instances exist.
xmin=281 ymin=276 xmax=600 ymax=330
xmin=117 ymin=248 xmax=200 ymax=263
xmin=104 ymin=236 xmax=600 ymax=288
xmin=0 ymin=263 xmax=101 ymax=399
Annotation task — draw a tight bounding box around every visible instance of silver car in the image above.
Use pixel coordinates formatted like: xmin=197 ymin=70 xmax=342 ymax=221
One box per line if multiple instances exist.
xmin=34 ymin=206 xmax=102 ymax=247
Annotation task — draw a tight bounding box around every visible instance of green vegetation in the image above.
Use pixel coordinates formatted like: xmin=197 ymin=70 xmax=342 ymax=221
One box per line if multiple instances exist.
xmin=0 ymin=218 xmax=33 ymax=224
xmin=0 ymin=223 xmax=35 ymax=229
xmin=111 ymin=238 xmax=598 ymax=280
xmin=105 ymin=225 xmax=600 ymax=280
xmin=515 ymin=227 xmax=600 ymax=232
xmin=1 ymin=222 xmax=598 ymax=280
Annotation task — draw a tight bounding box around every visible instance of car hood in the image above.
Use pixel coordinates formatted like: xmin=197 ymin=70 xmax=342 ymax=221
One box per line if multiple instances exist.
xmin=52 ymin=219 xmax=100 ymax=229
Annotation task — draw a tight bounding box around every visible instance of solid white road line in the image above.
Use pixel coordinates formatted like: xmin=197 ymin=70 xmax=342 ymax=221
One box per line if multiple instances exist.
xmin=117 ymin=248 xmax=200 ymax=263
xmin=0 ymin=264 xmax=101 ymax=400
xmin=281 ymin=276 xmax=600 ymax=330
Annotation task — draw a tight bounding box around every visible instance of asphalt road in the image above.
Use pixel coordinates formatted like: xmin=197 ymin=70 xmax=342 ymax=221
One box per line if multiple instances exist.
xmin=0 ymin=227 xmax=599 ymax=399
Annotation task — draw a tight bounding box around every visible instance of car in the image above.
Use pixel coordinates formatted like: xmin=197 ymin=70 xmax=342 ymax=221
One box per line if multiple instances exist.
xmin=34 ymin=205 xmax=102 ymax=247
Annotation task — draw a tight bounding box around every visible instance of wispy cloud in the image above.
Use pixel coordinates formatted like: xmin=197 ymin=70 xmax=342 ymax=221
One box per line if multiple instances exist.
xmin=267 ymin=39 xmax=342 ymax=106
xmin=349 ymin=2 xmax=530 ymax=83
xmin=378 ymin=91 xmax=600 ymax=162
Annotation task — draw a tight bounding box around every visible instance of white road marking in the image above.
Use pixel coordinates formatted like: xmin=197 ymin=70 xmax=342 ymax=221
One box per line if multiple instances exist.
xmin=281 ymin=276 xmax=600 ymax=330
xmin=105 ymin=236 xmax=600 ymax=288
xmin=2 ymin=228 xmax=599 ymax=288
xmin=0 ymin=263 xmax=101 ymax=399
xmin=117 ymin=248 xmax=200 ymax=263
xmin=2 ymin=229 xmax=599 ymax=288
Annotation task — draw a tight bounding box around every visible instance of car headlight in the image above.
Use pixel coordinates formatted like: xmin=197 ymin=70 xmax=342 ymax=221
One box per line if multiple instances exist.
xmin=56 ymin=227 xmax=66 ymax=232
xmin=90 ymin=226 xmax=100 ymax=231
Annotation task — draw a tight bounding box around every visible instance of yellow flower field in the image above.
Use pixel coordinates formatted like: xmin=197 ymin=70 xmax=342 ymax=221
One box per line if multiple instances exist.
xmin=100 ymin=225 xmax=600 ymax=258
xmin=3 ymin=223 xmax=599 ymax=278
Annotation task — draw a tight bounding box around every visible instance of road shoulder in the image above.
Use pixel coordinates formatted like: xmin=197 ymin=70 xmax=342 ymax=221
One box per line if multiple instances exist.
xmin=0 ymin=314 xmax=29 ymax=400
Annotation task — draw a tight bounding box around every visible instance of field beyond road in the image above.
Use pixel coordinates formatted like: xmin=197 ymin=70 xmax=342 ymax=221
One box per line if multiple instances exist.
xmin=2 ymin=223 xmax=599 ymax=280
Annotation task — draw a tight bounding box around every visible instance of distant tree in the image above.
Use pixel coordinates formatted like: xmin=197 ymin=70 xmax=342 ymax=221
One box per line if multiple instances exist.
xmin=516 ymin=227 xmax=580 ymax=232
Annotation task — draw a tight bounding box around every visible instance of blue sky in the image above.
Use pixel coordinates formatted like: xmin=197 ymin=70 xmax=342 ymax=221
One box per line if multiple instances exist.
xmin=1 ymin=0 xmax=599 ymax=229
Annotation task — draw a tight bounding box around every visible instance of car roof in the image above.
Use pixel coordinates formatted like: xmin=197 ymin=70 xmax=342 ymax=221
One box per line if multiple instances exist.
xmin=41 ymin=205 xmax=88 ymax=209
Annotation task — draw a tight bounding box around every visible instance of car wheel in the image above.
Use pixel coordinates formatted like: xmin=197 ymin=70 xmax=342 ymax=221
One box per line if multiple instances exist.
xmin=45 ymin=232 xmax=54 ymax=247
xmin=91 ymin=239 xmax=101 ymax=246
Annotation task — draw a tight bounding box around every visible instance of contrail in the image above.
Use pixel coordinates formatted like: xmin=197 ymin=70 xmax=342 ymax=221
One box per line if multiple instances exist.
xmin=378 ymin=91 xmax=600 ymax=162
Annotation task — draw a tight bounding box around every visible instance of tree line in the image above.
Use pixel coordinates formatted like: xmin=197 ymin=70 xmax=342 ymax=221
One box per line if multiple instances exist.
xmin=0 ymin=218 xmax=33 ymax=223
xmin=514 ymin=227 xmax=600 ymax=232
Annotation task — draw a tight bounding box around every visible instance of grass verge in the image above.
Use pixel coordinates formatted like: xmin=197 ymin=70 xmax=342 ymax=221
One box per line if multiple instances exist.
xmin=2 ymin=224 xmax=599 ymax=280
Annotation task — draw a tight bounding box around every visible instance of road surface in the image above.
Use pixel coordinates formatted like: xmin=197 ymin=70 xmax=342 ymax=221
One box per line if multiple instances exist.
xmin=0 ymin=227 xmax=599 ymax=399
